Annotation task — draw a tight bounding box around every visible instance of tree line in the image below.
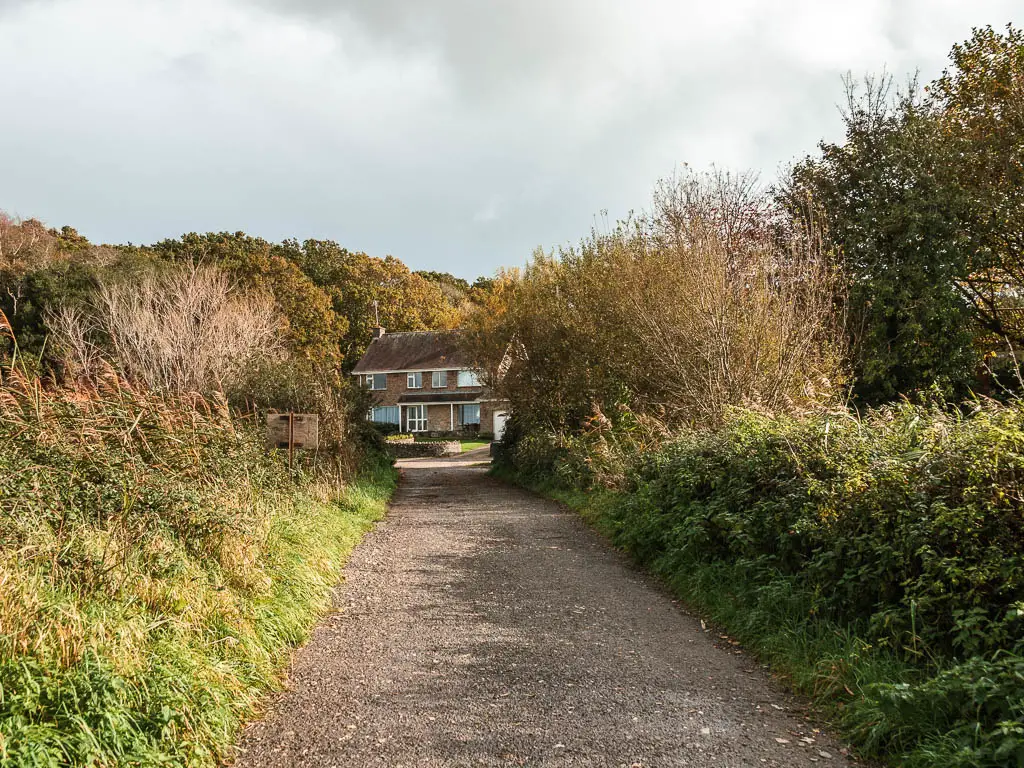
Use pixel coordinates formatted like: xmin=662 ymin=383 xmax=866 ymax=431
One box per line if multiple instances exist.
xmin=471 ymin=24 xmax=1024 ymax=444
xmin=0 ymin=220 xmax=493 ymax=451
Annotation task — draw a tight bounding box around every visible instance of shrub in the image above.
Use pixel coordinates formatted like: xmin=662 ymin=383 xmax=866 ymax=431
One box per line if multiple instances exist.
xmin=502 ymin=398 xmax=1024 ymax=765
xmin=47 ymin=263 xmax=282 ymax=393
xmin=613 ymin=402 xmax=1024 ymax=663
xmin=0 ymin=374 xmax=395 ymax=765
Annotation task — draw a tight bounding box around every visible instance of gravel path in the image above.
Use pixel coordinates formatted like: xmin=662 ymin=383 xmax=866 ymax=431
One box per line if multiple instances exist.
xmin=235 ymin=450 xmax=858 ymax=767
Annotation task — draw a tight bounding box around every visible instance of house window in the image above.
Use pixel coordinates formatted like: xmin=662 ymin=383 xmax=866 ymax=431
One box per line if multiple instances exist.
xmin=457 ymin=370 xmax=480 ymax=387
xmin=407 ymin=372 xmax=423 ymax=388
xmin=431 ymin=370 xmax=447 ymax=388
xmin=406 ymin=404 xmax=428 ymax=432
xmin=458 ymin=404 xmax=481 ymax=425
xmin=364 ymin=373 xmax=386 ymax=390
xmin=368 ymin=406 xmax=400 ymax=425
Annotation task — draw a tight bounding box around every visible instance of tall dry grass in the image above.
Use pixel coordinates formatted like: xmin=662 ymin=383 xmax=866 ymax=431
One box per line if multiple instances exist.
xmin=0 ymin=312 xmax=394 ymax=765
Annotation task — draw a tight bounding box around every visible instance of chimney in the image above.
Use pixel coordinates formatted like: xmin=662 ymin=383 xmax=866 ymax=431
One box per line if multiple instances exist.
xmin=372 ymin=326 xmax=386 ymax=340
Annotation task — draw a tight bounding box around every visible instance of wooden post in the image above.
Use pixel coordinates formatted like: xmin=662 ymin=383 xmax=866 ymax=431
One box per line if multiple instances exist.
xmin=288 ymin=411 xmax=294 ymax=470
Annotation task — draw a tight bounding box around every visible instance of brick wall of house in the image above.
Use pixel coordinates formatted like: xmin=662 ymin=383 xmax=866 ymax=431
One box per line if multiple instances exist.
xmin=367 ymin=370 xmax=471 ymax=407
xmin=363 ymin=369 xmax=507 ymax=435
xmin=427 ymin=404 xmax=456 ymax=431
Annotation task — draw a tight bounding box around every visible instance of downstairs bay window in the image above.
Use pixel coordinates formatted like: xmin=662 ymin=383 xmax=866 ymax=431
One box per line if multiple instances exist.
xmin=368 ymin=406 xmax=400 ymax=426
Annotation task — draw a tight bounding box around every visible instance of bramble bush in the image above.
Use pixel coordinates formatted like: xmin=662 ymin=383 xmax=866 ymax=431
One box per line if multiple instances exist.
xmin=616 ymin=402 xmax=1024 ymax=662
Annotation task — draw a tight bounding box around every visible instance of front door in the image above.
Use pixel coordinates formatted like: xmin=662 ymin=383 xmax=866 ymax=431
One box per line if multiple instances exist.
xmin=406 ymin=405 xmax=428 ymax=432
xmin=493 ymin=410 xmax=509 ymax=441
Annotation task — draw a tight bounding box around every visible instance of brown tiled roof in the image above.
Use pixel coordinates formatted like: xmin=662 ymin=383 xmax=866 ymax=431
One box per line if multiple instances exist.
xmin=351 ymin=330 xmax=470 ymax=374
xmin=397 ymin=391 xmax=483 ymax=404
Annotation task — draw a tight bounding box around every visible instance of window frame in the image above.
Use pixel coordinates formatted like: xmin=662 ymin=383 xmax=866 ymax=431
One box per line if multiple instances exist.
xmin=368 ymin=405 xmax=400 ymax=426
xmin=431 ymin=370 xmax=448 ymax=388
xmin=457 ymin=369 xmax=481 ymax=387
xmin=364 ymin=373 xmax=386 ymax=390
xmin=407 ymin=371 xmax=423 ymax=389
xmin=458 ymin=403 xmax=481 ymax=426
xmin=406 ymin=404 xmax=428 ymax=432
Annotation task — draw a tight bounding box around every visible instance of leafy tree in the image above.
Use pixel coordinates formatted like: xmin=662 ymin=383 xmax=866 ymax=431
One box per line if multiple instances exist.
xmin=53 ymin=225 xmax=91 ymax=253
xmin=277 ymin=239 xmax=459 ymax=364
xmin=143 ymin=232 xmax=344 ymax=364
xmin=0 ymin=218 xmax=158 ymax=371
xmin=930 ymin=24 xmax=1024 ymax=346
xmin=785 ymin=25 xmax=1024 ymax=403
xmin=0 ymin=259 xmax=98 ymax=369
xmin=467 ymin=172 xmax=843 ymax=440
xmin=414 ymin=270 xmax=470 ymax=293
xmin=785 ymin=78 xmax=979 ymax=403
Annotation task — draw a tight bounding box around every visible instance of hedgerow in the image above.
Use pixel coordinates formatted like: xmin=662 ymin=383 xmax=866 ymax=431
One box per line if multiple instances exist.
xmin=0 ymin=375 xmax=395 ymax=766
xmin=497 ymin=399 xmax=1024 ymax=766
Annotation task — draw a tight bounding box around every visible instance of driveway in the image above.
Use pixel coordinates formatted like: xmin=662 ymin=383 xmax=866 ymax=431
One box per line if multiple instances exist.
xmin=235 ymin=449 xmax=856 ymax=767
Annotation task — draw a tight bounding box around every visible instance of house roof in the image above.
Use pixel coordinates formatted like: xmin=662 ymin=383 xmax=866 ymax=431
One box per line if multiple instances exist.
xmin=351 ymin=330 xmax=471 ymax=374
xmin=397 ymin=391 xmax=483 ymax=404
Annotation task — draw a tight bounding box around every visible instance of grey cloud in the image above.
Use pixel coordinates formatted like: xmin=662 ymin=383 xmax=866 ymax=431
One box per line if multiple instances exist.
xmin=258 ymin=0 xmax=605 ymax=100
xmin=0 ymin=0 xmax=44 ymax=14
xmin=0 ymin=0 xmax=1018 ymax=279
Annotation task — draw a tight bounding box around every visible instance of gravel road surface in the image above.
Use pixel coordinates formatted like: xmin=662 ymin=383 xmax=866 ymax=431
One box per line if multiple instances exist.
xmin=235 ymin=449 xmax=857 ymax=767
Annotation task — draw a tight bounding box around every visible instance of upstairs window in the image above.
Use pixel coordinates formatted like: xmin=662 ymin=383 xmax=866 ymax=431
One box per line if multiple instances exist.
xmin=457 ymin=370 xmax=481 ymax=387
xmin=431 ymin=370 xmax=448 ymax=388
xmin=364 ymin=373 xmax=386 ymax=390
xmin=407 ymin=371 xmax=423 ymax=389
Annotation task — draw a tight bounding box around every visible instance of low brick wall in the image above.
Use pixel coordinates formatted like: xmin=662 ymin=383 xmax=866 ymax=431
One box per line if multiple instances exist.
xmin=388 ymin=440 xmax=461 ymax=458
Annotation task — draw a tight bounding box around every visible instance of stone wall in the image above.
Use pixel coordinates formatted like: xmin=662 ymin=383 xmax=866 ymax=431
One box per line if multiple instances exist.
xmin=387 ymin=440 xmax=462 ymax=458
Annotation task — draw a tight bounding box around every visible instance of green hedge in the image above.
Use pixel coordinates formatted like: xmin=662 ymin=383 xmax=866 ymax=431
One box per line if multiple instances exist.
xmin=621 ymin=403 xmax=1024 ymax=661
xmin=499 ymin=401 xmax=1024 ymax=766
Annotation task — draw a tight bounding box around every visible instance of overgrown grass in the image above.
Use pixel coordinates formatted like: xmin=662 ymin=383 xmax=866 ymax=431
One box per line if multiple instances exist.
xmin=493 ymin=400 xmax=1024 ymax=767
xmin=0 ymin=374 xmax=396 ymax=766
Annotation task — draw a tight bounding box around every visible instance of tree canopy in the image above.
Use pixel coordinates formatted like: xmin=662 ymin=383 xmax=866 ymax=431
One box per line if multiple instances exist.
xmin=784 ymin=24 xmax=1024 ymax=403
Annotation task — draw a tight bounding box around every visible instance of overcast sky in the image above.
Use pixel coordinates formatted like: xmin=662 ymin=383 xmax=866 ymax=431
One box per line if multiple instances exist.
xmin=0 ymin=1 xmax=1018 ymax=278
